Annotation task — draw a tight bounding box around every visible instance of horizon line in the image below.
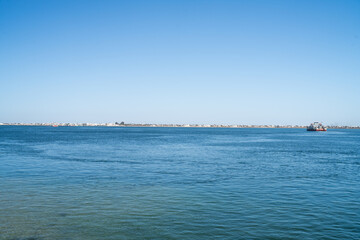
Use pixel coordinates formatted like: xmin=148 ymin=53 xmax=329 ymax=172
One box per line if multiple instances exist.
xmin=1 ymin=122 xmax=359 ymax=129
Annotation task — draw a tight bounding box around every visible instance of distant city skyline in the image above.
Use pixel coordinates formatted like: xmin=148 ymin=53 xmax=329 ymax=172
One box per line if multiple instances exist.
xmin=1 ymin=0 xmax=359 ymax=126
xmin=1 ymin=122 xmax=359 ymax=129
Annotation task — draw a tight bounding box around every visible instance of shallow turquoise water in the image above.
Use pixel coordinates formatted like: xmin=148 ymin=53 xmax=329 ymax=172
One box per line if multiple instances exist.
xmin=0 ymin=126 xmax=359 ymax=239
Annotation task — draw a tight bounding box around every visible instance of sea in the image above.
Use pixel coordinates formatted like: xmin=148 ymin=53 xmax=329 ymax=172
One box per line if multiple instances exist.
xmin=0 ymin=126 xmax=359 ymax=240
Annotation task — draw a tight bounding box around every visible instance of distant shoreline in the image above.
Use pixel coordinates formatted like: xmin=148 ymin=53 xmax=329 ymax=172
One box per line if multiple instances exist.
xmin=1 ymin=123 xmax=359 ymax=129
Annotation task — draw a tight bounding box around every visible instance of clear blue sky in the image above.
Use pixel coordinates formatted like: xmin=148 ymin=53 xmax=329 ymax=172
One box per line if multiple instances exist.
xmin=1 ymin=0 xmax=359 ymax=125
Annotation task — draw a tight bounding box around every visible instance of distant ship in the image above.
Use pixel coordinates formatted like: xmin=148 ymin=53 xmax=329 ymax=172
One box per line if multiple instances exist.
xmin=307 ymin=122 xmax=327 ymax=131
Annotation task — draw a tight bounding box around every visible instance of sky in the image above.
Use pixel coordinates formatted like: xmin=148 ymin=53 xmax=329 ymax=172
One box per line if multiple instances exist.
xmin=0 ymin=0 xmax=359 ymax=125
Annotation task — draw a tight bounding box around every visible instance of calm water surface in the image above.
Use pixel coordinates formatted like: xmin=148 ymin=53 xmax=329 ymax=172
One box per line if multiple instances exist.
xmin=0 ymin=126 xmax=359 ymax=239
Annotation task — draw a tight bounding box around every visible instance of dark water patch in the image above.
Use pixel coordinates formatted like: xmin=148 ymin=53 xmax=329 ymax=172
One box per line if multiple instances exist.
xmin=0 ymin=143 xmax=44 ymax=157
xmin=9 ymin=237 xmax=42 ymax=240
xmin=58 ymin=213 xmax=68 ymax=217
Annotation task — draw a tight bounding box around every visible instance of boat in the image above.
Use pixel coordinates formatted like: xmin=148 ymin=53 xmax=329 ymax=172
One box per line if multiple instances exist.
xmin=307 ymin=122 xmax=327 ymax=131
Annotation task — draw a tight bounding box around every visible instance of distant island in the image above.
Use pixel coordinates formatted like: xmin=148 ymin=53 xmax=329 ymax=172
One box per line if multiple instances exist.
xmin=1 ymin=122 xmax=359 ymax=129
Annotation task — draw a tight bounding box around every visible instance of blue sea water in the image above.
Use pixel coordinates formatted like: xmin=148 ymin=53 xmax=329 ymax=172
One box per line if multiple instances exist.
xmin=0 ymin=126 xmax=359 ymax=240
